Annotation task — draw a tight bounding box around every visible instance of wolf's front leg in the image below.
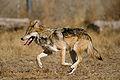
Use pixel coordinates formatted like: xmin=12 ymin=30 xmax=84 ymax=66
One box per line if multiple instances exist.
xmin=37 ymin=50 xmax=52 ymax=68
xmin=37 ymin=52 xmax=48 ymax=68
xmin=61 ymin=48 xmax=72 ymax=66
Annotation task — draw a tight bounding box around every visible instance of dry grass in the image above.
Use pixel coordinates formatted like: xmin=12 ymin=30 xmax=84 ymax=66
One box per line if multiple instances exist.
xmin=0 ymin=0 xmax=120 ymax=25
xmin=0 ymin=0 xmax=120 ymax=79
xmin=0 ymin=27 xmax=120 ymax=80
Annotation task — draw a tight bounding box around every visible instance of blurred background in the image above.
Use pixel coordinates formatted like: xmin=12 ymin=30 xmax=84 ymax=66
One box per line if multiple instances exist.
xmin=0 ymin=0 xmax=120 ymax=26
xmin=0 ymin=0 xmax=120 ymax=79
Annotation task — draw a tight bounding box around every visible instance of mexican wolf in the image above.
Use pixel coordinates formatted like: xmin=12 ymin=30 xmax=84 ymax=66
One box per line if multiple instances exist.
xmin=21 ymin=20 xmax=103 ymax=74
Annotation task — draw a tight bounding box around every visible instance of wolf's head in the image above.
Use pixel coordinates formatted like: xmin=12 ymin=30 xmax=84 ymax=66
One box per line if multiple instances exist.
xmin=21 ymin=20 xmax=41 ymax=46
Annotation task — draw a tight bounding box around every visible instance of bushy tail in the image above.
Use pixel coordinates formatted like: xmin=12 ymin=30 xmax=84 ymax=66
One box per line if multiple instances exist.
xmin=88 ymin=41 xmax=103 ymax=61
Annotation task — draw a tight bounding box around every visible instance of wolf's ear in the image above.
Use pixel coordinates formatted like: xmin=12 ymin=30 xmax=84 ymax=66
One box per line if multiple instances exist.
xmin=30 ymin=21 xmax=34 ymax=27
xmin=34 ymin=20 xmax=40 ymax=28
xmin=35 ymin=22 xmax=39 ymax=28
xmin=34 ymin=21 xmax=39 ymax=28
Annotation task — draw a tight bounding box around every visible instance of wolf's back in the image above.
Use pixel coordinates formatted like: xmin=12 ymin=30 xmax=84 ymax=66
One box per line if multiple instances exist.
xmin=61 ymin=28 xmax=86 ymax=37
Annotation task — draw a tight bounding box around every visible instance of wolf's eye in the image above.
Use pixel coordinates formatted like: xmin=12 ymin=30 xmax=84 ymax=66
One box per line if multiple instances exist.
xmin=26 ymin=32 xmax=30 ymax=34
xmin=31 ymin=25 xmax=34 ymax=27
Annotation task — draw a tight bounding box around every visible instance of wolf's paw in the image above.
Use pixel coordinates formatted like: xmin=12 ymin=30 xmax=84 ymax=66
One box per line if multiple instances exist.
xmin=71 ymin=64 xmax=77 ymax=69
xmin=38 ymin=64 xmax=43 ymax=68
xmin=62 ymin=62 xmax=72 ymax=66
xmin=68 ymin=68 xmax=76 ymax=74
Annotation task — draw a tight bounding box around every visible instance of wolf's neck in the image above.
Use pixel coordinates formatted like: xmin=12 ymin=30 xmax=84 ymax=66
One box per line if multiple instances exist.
xmin=37 ymin=27 xmax=54 ymax=38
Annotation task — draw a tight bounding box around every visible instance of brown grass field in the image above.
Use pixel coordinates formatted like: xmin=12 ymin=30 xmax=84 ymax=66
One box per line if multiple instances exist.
xmin=0 ymin=27 xmax=120 ymax=80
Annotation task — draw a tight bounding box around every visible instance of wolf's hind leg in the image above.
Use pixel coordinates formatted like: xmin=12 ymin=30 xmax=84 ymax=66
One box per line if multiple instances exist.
xmin=69 ymin=50 xmax=77 ymax=64
xmin=68 ymin=41 xmax=83 ymax=74
xmin=69 ymin=50 xmax=82 ymax=74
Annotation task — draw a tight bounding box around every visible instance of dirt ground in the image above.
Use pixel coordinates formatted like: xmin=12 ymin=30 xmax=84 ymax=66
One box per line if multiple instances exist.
xmin=0 ymin=27 xmax=120 ymax=80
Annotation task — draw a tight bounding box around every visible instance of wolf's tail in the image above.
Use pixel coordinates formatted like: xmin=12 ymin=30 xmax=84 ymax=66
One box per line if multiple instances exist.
xmin=87 ymin=41 xmax=103 ymax=61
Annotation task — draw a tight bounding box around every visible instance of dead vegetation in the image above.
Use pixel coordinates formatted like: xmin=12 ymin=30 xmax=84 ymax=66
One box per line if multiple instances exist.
xmin=0 ymin=0 xmax=120 ymax=79
xmin=0 ymin=27 xmax=120 ymax=80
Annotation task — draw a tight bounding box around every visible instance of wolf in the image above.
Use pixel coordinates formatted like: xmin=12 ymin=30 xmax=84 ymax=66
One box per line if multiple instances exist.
xmin=21 ymin=20 xmax=103 ymax=74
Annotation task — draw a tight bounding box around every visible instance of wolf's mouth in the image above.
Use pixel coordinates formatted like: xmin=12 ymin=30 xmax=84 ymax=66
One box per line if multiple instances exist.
xmin=24 ymin=36 xmax=35 ymax=46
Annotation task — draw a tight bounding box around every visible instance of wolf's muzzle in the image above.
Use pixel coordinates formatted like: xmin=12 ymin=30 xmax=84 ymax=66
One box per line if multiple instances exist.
xmin=21 ymin=38 xmax=24 ymax=40
xmin=21 ymin=36 xmax=35 ymax=46
xmin=21 ymin=37 xmax=28 ymax=41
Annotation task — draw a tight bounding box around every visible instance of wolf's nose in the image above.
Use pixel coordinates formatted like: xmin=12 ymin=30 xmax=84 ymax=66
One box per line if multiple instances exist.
xmin=21 ymin=38 xmax=24 ymax=40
